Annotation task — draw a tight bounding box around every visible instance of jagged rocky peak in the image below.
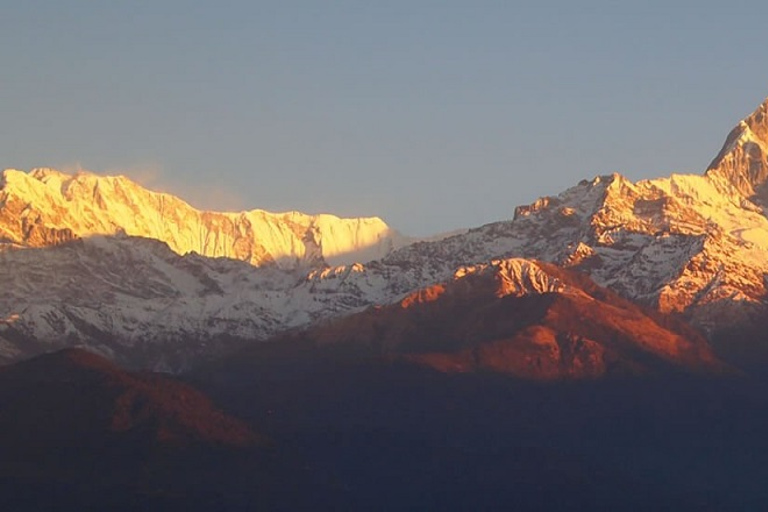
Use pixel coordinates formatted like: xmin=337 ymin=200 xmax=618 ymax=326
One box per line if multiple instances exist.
xmin=452 ymin=258 xmax=572 ymax=298
xmin=0 ymin=167 xmax=410 ymax=268
xmin=706 ymin=97 xmax=768 ymax=202
xmin=398 ymin=259 xmax=580 ymax=313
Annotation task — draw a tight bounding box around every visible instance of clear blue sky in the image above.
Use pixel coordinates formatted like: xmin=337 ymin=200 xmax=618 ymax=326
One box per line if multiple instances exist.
xmin=3 ymin=1 xmax=768 ymax=235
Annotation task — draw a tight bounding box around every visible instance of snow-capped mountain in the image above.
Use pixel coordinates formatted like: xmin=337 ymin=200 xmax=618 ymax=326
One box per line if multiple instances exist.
xmin=0 ymin=168 xmax=409 ymax=268
xmin=0 ymin=169 xmax=411 ymax=367
xmin=3 ymin=97 xmax=768 ymax=370
xmin=0 ymin=231 xmax=415 ymax=368
xmin=308 ymin=97 xmax=768 ymax=343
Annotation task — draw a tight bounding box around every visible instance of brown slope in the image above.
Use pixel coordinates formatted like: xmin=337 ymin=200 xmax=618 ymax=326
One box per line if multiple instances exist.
xmin=247 ymin=259 xmax=726 ymax=380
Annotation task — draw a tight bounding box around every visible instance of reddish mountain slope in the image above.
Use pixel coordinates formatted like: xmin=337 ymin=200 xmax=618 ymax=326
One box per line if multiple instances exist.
xmin=255 ymin=258 xmax=725 ymax=379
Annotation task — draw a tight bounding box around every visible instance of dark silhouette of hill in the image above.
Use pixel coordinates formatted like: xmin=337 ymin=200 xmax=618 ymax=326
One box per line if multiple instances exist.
xmin=0 ymin=348 xmax=260 ymax=447
xmin=196 ymin=355 xmax=768 ymax=511
xmin=0 ymin=349 xmax=342 ymax=511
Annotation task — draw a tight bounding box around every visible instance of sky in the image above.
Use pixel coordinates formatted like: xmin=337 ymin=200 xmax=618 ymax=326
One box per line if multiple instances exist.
xmin=3 ymin=1 xmax=768 ymax=236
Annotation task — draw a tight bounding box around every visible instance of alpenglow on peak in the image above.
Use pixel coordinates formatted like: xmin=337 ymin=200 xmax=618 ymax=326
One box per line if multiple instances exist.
xmin=706 ymin=96 xmax=768 ymax=203
xmin=0 ymin=168 xmax=410 ymax=268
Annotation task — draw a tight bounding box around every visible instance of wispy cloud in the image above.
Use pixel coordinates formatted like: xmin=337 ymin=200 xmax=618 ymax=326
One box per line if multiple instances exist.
xmin=173 ymin=181 xmax=248 ymax=213
xmin=50 ymin=161 xmax=249 ymax=213
xmin=96 ymin=162 xmax=248 ymax=213
xmin=104 ymin=162 xmax=166 ymax=189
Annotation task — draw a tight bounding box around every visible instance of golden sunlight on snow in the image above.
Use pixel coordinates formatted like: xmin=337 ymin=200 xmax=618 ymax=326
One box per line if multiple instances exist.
xmin=0 ymin=168 xmax=410 ymax=268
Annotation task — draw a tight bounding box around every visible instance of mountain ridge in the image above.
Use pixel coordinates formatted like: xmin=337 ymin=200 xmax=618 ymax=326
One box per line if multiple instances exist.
xmin=236 ymin=257 xmax=725 ymax=380
xmin=0 ymin=167 xmax=409 ymax=268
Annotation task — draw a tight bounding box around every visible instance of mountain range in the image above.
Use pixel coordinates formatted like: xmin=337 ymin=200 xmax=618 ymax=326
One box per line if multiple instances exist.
xmin=5 ymin=97 xmax=768 ymax=511
xmin=3 ymin=97 xmax=768 ymax=375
